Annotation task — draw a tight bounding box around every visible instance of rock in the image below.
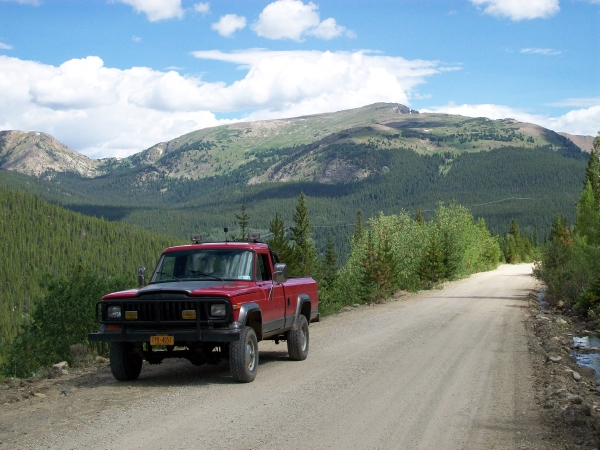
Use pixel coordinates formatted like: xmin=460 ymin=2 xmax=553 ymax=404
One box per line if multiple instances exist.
xmin=567 ymin=394 xmax=583 ymax=404
xmin=573 ymin=371 xmax=581 ymax=381
xmin=95 ymin=356 xmax=109 ymax=364
xmin=536 ymin=314 xmax=551 ymax=321
xmin=581 ymin=404 xmax=592 ymax=416
xmin=33 ymin=393 xmax=46 ymax=398
xmin=60 ymin=389 xmax=70 ymax=396
xmin=549 ymin=356 xmax=563 ymax=363
xmin=557 ymin=318 xmax=568 ymax=325
xmin=52 ymin=361 xmax=69 ymax=375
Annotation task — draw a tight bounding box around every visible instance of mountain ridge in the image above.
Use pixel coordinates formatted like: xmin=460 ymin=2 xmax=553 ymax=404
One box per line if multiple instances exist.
xmin=0 ymin=103 xmax=594 ymax=185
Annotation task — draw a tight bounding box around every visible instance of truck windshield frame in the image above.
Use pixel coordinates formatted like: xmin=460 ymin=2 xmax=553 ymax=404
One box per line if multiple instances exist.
xmin=151 ymin=249 xmax=255 ymax=283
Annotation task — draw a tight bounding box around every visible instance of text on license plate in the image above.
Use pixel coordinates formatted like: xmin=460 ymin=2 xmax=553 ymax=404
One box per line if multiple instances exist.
xmin=150 ymin=335 xmax=174 ymax=346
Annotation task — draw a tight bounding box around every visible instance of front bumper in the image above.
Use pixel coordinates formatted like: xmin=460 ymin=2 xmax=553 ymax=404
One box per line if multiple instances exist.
xmin=88 ymin=327 xmax=241 ymax=343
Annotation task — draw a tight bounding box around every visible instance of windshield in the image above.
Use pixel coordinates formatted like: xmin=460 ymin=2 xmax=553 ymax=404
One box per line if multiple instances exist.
xmin=151 ymin=249 xmax=254 ymax=283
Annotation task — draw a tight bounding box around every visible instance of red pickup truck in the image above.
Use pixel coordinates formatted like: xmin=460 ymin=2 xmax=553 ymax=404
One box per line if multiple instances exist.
xmin=88 ymin=240 xmax=319 ymax=382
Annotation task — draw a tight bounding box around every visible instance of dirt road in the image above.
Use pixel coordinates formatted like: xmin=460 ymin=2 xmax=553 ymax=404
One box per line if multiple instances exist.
xmin=2 ymin=264 xmax=560 ymax=449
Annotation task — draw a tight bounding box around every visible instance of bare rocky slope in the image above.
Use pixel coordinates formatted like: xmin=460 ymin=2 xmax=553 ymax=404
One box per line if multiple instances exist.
xmin=0 ymin=130 xmax=106 ymax=178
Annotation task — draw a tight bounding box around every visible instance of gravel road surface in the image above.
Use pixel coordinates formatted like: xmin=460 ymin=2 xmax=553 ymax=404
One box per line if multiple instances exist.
xmin=2 ymin=263 xmax=558 ymax=449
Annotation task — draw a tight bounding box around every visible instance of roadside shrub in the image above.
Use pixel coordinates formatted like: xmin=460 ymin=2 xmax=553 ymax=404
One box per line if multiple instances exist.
xmin=534 ymin=233 xmax=600 ymax=306
xmin=5 ymin=266 xmax=132 ymax=378
xmin=326 ymin=204 xmax=500 ymax=309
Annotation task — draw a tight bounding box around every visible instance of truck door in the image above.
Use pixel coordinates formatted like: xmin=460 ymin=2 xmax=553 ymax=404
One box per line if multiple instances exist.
xmin=256 ymin=252 xmax=285 ymax=333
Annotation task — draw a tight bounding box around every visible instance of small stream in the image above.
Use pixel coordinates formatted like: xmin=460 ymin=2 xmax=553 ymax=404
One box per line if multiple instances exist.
xmin=572 ymin=335 xmax=600 ymax=386
xmin=539 ymin=288 xmax=600 ymax=385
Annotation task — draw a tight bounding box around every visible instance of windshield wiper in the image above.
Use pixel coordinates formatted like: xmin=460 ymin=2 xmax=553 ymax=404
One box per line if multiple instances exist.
xmin=155 ymin=271 xmax=182 ymax=282
xmin=186 ymin=270 xmax=223 ymax=281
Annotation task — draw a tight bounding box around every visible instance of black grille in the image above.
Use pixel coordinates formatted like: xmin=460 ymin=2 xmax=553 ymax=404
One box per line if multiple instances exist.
xmin=100 ymin=297 xmax=229 ymax=326
xmin=122 ymin=300 xmax=203 ymax=321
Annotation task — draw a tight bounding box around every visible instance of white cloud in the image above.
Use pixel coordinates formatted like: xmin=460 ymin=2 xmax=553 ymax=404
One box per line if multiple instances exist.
xmin=0 ymin=42 xmax=13 ymax=50
xmin=211 ymin=14 xmax=247 ymax=37
xmin=0 ymin=55 xmax=223 ymax=158
xmin=520 ymin=47 xmax=562 ymax=56
xmin=252 ymin=0 xmax=352 ymax=41
xmin=423 ymin=102 xmax=600 ymax=137
xmin=193 ymin=2 xmax=209 ymax=14
xmin=0 ymin=51 xmax=449 ymax=158
xmin=188 ymin=49 xmax=450 ymax=117
xmin=113 ymin=0 xmax=184 ymax=22
xmin=469 ymin=0 xmax=559 ymax=20
xmin=131 ymin=35 xmax=142 ymax=42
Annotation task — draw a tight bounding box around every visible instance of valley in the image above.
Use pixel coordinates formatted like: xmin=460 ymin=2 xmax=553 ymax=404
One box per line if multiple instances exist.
xmin=0 ymin=103 xmax=591 ymax=251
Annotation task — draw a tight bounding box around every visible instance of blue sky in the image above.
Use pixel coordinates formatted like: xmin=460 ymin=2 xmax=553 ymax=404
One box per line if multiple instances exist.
xmin=0 ymin=0 xmax=598 ymax=158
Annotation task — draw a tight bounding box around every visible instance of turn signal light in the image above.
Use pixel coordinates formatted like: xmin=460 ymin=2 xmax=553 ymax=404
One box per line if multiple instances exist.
xmin=182 ymin=310 xmax=196 ymax=320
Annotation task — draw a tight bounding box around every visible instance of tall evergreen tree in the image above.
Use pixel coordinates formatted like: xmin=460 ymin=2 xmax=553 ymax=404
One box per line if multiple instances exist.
xmin=574 ymin=180 xmax=600 ymax=245
xmin=290 ymin=193 xmax=318 ymax=277
xmin=352 ymin=209 xmax=364 ymax=244
xmin=320 ymin=236 xmax=338 ymax=289
xmin=359 ymin=229 xmax=398 ymax=302
xmin=235 ymin=201 xmax=250 ymax=241
xmin=418 ymin=234 xmax=445 ymax=288
xmin=266 ymin=212 xmax=296 ymax=268
xmin=415 ymin=209 xmax=425 ymax=225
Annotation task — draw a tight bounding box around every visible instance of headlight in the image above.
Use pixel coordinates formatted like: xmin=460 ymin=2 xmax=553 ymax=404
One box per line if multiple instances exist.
xmin=107 ymin=306 xmax=122 ymax=319
xmin=211 ymin=304 xmax=226 ymax=317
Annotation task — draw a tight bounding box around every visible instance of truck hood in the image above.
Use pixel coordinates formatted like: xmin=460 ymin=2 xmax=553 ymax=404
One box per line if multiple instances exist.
xmin=102 ymin=280 xmax=261 ymax=299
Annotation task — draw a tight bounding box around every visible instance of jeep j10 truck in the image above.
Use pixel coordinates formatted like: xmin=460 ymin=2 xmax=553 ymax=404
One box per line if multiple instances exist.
xmin=88 ymin=240 xmax=319 ymax=383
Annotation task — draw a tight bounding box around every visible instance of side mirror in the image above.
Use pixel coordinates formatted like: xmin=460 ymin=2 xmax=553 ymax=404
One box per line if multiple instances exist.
xmin=272 ymin=263 xmax=288 ymax=284
xmin=138 ymin=267 xmax=146 ymax=288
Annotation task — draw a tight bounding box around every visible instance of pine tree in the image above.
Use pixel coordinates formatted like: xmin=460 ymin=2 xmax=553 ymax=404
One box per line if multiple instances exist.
xmin=290 ymin=193 xmax=318 ymax=277
xmin=320 ymin=236 xmax=338 ymax=289
xmin=415 ymin=209 xmax=424 ymax=225
xmin=550 ymin=214 xmax=572 ymax=247
xmin=574 ymin=180 xmax=600 ymax=246
xmin=352 ymin=209 xmax=364 ymax=244
xmin=266 ymin=212 xmax=296 ymax=268
xmin=585 ymin=147 xmax=600 ymax=205
xmin=419 ymin=234 xmax=445 ymax=288
xmin=360 ymin=229 xmax=398 ymax=303
xmin=235 ymin=201 xmax=250 ymax=241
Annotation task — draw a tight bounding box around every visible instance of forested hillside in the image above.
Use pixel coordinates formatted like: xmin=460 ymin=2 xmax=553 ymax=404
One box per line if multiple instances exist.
xmin=0 ymin=188 xmax=181 ymax=366
xmin=63 ymin=144 xmax=588 ymax=254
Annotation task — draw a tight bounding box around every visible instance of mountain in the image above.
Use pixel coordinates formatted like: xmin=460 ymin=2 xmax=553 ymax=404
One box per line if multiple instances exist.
xmin=0 ymin=130 xmax=105 ymax=178
xmin=0 ymin=103 xmax=593 ymax=184
xmin=558 ymin=132 xmax=596 ymax=153
xmin=0 ymin=103 xmax=593 ymax=252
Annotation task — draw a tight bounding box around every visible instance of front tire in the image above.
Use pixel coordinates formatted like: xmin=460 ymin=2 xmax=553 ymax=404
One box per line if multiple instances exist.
xmin=109 ymin=342 xmax=142 ymax=381
xmin=229 ymin=326 xmax=259 ymax=382
xmin=287 ymin=315 xmax=309 ymax=361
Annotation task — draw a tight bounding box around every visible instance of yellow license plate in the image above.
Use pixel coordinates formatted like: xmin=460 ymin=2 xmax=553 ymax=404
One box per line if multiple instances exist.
xmin=150 ymin=335 xmax=174 ymax=346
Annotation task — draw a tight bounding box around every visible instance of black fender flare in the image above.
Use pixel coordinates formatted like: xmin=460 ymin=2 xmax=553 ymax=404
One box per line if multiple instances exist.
xmin=292 ymin=294 xmax=311 ymax=330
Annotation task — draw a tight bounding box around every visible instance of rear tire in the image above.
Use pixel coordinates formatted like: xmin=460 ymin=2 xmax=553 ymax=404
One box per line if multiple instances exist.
xmin=109 ymin=342 xmax=142 ymax=381
xmin=287 ymin=315 xmax=309 ymax=361
xmin=229 ymin=327 xmax=258 ymax=382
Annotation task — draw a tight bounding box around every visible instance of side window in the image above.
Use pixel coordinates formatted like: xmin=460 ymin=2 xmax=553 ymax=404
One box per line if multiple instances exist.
xmin=257 ymin=253 xmax=272 ymax=281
